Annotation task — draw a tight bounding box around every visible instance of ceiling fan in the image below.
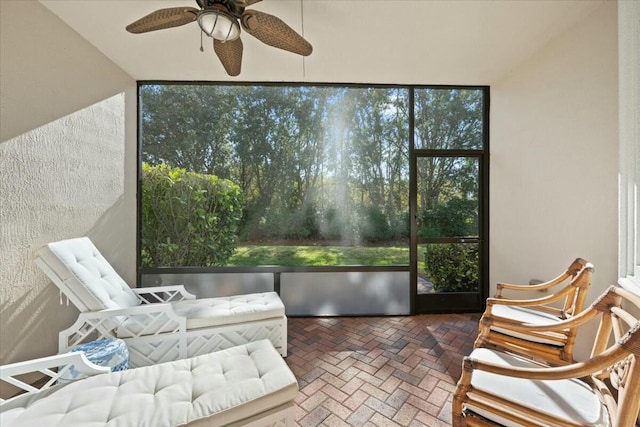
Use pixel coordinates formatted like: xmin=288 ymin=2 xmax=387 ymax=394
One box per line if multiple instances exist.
xmin=125 ymin=0 xmax=312 ymax=76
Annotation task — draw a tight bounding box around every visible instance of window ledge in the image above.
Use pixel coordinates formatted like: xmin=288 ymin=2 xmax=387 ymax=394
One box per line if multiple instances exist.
xmin=618 ymin=277 xmax=640 ymax=296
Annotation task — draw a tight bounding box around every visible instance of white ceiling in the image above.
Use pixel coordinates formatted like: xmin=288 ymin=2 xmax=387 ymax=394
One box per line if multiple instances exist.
xmin=39 ymin=0 xmax=605 ymax=84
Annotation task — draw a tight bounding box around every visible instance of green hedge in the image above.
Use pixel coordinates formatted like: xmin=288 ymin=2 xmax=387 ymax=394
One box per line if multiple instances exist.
xmin=141 ymin=163 xmax=244 ymax=267
xmin=424 ymin=243 xmax=478 ymax=292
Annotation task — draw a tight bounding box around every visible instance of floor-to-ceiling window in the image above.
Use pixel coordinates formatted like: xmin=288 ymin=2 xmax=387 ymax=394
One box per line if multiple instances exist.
xmin=138 ymin=83 xmax=489 ymax=314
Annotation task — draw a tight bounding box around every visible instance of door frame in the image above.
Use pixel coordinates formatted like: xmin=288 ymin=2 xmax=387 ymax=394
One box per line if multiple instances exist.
xmin=409 ymin=87 xmax=490 ymax=314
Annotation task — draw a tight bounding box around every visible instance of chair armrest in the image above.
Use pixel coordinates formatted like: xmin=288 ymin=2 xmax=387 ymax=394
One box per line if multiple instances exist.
xmin=1 ymin=353 xmax=109 ymax=403
xmin=74 ymin=303 xmax=186 ymax=325
xmin=59 ymin=304 xmax=187 ymax=353
xmin=132 ymin=285 xmax=196 ymax=303
xmin=71 ymin=303 xmax=171 ymax=314
xmin=483 ymin=301 xmax=599 ymax=334
xmin=462 ymin=345 xmax=627 ymax=382
xmin=494 ymin=258 xmax=588 ymax=297
xmin=496 ymin=274 xmax=570 ymax=295
xmin=487 ymin=283 xmax=574 ymax=308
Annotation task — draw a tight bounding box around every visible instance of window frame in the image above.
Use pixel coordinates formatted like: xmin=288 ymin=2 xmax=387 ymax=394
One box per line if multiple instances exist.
xmin=136 ymin=82 xmax=489 ymax=277
xmin=618 ymin=117 xmax=639 ymax=295
xmin=617 ymin=0 xmax=640 ymax=296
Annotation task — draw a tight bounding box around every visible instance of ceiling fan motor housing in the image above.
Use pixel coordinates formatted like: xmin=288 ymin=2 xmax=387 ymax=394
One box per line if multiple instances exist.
xmin=197 ymin=0 xmax=245 ymax=17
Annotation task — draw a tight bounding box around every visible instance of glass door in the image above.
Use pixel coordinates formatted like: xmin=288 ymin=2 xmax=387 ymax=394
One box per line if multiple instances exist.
xmin=413 ymin=155 xmax=485 ymax=312
xmin=410 ymin=87 xmax=488 ymax=313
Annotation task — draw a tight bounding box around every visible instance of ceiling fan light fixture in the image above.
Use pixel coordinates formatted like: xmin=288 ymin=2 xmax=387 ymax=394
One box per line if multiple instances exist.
xmin=125 ymin=1 xmax=313 ymax=77
xmin=198 ymin=10 xmax=240 ymax=41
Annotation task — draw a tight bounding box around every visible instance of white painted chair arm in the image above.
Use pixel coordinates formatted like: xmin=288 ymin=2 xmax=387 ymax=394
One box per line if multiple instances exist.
xmin=0 ymin=352 xmax=109 ymax=404
xmin=70 ymin=303 xmax=184 ymax=320
xmin=132 ymin=285 xmax=196 ymax=303
xmin=59 ymin=304 xmax=188 ymax=353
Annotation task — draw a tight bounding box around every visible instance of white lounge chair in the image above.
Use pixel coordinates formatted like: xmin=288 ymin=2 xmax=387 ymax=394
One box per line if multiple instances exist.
xmin=34 ymin=237 xmax=287 ymax=367
xmin=1 ymin=339 xmax=298 ymax=427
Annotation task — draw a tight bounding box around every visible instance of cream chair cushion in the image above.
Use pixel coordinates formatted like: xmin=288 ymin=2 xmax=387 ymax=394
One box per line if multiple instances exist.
xmin=38 ymin=237 xmax=140 ymax=311
xmin=490 ymin=305 xmax=565 ymax=345
xmin=172 ymin=292 xmax=285 ymax=328
xmin=117 ymin=292 xmax=285 ymax=337
xmin=465 ymin=348 xmax=610 ymax=427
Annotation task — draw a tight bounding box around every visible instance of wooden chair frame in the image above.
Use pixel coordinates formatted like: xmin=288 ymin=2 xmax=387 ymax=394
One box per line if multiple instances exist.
xmin=474 ymin=259 xmax=592 ymax=364
xmin=453 ymin=285 xmax=640 ymax=427
xmin=494 ymin=258 xmax=588 ymax=314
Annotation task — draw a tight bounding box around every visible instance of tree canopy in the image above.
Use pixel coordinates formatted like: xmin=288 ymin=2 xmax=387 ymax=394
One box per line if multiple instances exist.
xmin=140 ymin=84 xmax=484 ymax=247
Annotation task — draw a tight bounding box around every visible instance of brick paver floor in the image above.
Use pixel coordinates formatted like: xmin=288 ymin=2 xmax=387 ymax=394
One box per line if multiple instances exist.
xmin=286 ymin=314 xmax=480 ymax=427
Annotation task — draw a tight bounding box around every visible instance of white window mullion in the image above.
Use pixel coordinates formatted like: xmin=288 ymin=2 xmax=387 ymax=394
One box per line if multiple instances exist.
xmin=617 ymin=0 xmax=640 ymax=295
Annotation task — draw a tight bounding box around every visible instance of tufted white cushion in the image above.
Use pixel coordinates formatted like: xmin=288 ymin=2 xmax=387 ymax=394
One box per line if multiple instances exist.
xmin=490 ymin=304 xmax=565 ymax=345
xmin=0 ymin=340 xmax=298 ymax=427
xmin=465 ymin=348 xmax=610 ymax=427
xmin=116 ymin=292 xmax=285 ymax=337
xmin=172 ymin=292 xmax=285 ymax=328
xmin=36 ymin=238 xmax=140 ymax=311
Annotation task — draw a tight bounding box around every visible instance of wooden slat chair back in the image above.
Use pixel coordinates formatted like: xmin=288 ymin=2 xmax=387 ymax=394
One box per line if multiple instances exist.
xmin=495 ymin=257 xmax=589 ymax=317
xmin=453 ymin=285 xmax=640 ymax=427
xmin=475 ymin=259 xmax=592 ymax=364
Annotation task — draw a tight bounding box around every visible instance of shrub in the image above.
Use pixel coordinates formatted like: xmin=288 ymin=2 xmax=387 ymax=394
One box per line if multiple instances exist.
xmin=389 ymin=211 xmax=410 ymax=239
xmin=419 ymin=197 xmax=477 ymax=238
xmin=359 ymin=206 xmax=392 ymax=242
xmin=271 ymin=203 xmax=319 ymax=240
xmin=319 ymin=207 xmax=348 ymax=241
xmin=292 ymin=203 xmax=320 ymax=239
xmin=424 ymin=243 xmax=478 ymax=292
xmin=141 ymin=163 xmax=244 ymax=267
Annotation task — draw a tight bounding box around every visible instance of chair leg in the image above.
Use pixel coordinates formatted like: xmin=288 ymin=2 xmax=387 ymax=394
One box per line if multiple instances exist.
xmin=452 ymin=362 xmax=473 ymax=427
xmin=473 ymin=316 xmax=490 ymax=349
xmin=280 ymin=317 xmax=288 ymax=357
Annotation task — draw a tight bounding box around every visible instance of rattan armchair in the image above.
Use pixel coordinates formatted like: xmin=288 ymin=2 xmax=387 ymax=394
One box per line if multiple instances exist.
xmin=474 ymin=259 xmax=592 ymax=364
xmin=453 ymin=285 xmax=640 ymax=427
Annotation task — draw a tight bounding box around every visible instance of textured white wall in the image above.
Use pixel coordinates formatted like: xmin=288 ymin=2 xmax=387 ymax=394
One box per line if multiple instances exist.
xmin=0 ymin=0 xmax=136 ymax=365
xmin=490 ymin=2 xmax=618 ymax=294
xmin=490 ymin=3 xmax=618 ymax=358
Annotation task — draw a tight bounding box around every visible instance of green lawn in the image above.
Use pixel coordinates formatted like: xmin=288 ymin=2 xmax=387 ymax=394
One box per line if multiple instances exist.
xmin=227 ymin=244 xmax=410 ymax=267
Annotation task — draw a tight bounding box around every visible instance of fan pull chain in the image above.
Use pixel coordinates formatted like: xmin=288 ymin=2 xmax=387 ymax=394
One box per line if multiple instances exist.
xmin=200 ymin=30 xmax=204 ymax=52
xmin=301 ymin=0 xmax=306 ymax=80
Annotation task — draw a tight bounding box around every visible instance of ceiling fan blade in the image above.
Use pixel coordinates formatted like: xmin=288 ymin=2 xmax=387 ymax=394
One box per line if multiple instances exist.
xmin=214 ymin=38 xmax=243 ymax=76
xmin=126 ymin=7 xmax=199 ymax=34
xmin=241 ymin=10 xmax=312 ymax=56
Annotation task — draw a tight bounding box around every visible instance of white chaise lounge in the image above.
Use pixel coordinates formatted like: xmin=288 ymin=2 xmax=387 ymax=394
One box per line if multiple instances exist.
xmin=35 ymin=237 xmax=287 ymax=367
xmin=1 ymin=339 xmax=298 ymax=427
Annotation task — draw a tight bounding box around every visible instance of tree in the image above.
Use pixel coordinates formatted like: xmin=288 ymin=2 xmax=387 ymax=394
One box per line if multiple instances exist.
xmin=141 ymin=85 xmax=234 ymax=178
xmin=139 ymin=84 xmax=483 ymax=255
xmin=414 ymin=89 xmax=483 ymax=214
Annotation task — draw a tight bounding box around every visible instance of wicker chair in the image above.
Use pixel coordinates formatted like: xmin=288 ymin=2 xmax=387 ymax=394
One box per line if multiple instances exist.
xmin=453 ymin=285 xmax=640 ymax=427
xmin=474 ymin=259 xmax=592 ymax=364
